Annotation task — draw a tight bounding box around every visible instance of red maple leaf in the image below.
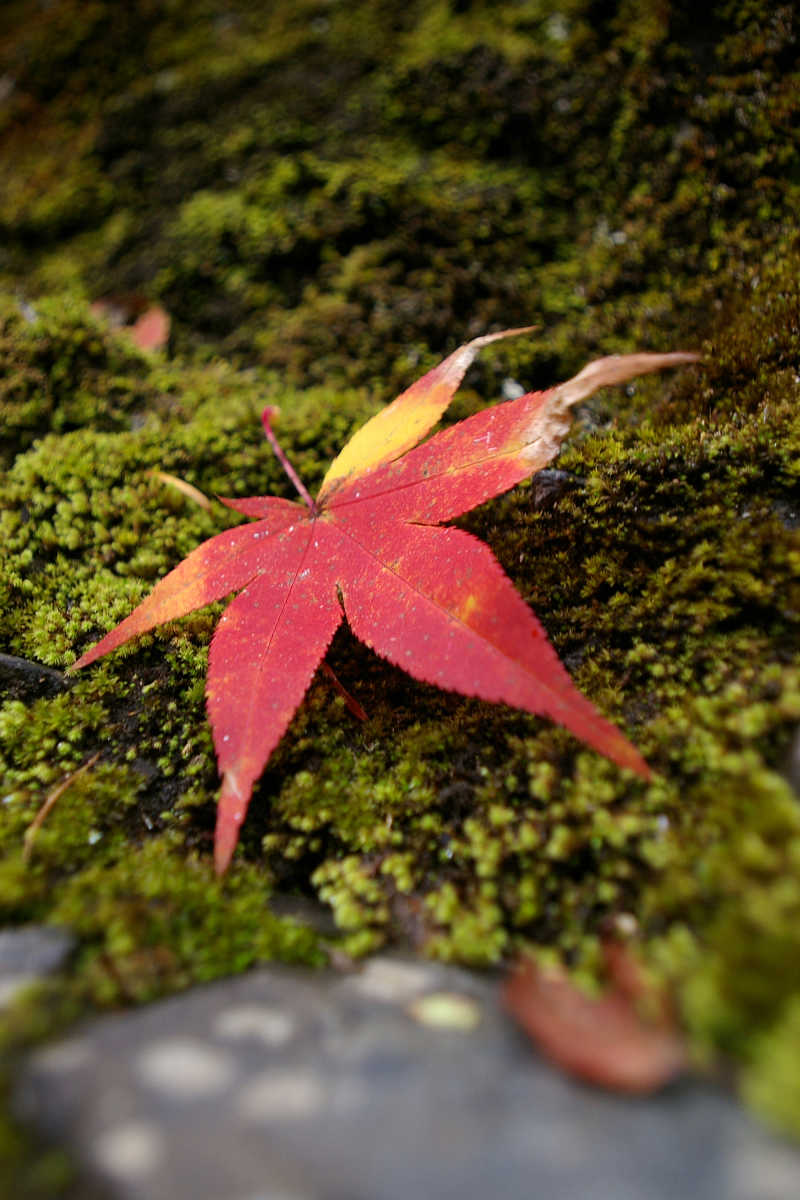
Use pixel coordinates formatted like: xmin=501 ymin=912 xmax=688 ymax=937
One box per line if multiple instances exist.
xmin=72 ymin=330 xmax=698 ymax=872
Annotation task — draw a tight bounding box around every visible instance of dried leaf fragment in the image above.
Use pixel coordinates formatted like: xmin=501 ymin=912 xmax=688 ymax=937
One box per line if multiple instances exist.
xmin=503 ymin=945 xmax=689 ymax=1094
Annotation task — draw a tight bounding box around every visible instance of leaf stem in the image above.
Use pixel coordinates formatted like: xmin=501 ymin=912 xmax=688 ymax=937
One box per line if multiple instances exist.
xmin=261 ymin=406 xmax=318 ymax=514
xmin=23 ymin=752 xmax=101 ymax=862
xmin=321 ymin=660 xmax=368 ymax=721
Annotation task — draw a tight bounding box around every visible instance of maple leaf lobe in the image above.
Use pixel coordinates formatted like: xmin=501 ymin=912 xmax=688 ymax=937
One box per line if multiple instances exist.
xmin=318 ymin=326 xmax=537 ymax=502
xmin=206 ymin=529 xmax=342 ymax=873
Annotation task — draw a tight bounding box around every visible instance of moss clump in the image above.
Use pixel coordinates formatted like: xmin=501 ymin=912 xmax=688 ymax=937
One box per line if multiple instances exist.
xmin=1 ymin=0 xmax=800 ymax=1153
xmin=742 ymin=999 xmax=800 ymax=1138
xmin=0 ymin=293 xmax=159 ymax=465
xmin=49 ymin=838 xmax=323 ymax=1004
xmin=0 ymin=688 xmax=322 ymax=998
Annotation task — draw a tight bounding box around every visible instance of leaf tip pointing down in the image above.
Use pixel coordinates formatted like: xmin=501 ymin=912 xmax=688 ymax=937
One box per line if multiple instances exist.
xmin=214 ymin=772 xmax=246 ymax=875
xmin=608 ymin=735 xmax=652 ymax=782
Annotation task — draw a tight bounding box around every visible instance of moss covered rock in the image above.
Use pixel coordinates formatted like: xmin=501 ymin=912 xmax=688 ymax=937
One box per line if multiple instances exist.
xmin=1 ymin=0 xmax=799 ymax=1168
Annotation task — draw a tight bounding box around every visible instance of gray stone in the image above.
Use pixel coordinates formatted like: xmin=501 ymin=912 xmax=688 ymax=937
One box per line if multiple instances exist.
xmin=14 ymin=956 xmax=800 ymax=1200
xmin=0 ymin=925 xmax=75 ymax=1010
xmin=0 ymin=652 xmax=69 ymax=701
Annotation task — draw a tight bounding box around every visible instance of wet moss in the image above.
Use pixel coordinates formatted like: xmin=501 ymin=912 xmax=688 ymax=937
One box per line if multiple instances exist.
xmin=0 ymin=0 xmax=799 ymax=1152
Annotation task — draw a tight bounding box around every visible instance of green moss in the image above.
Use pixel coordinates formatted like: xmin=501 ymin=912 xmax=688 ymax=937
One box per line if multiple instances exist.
xmin=48 ymin=838 xmax=323 ymax=1004
xmin=742 ymin=998 xmax=800 ymax=1138
xmin=0 ymin=293 xmax=156 ymax=464
xmin=1 ymin=0 xmax=800 ymax=1152
xmin=0 ymin=1102 xmax=75 ymax=1200
xmin=3 ymin=0 xmax=797 ymax=380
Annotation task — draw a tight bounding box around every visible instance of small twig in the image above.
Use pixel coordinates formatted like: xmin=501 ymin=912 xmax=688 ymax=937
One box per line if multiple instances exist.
xmin=321 ymin=661 xmax=368 ymax=722
xmin=261 ymin=406 xmax=317 ymax=514
xmin=97 ymin=951 xmax=137 ymax=1004
xmin=149 ymin=469 xmax=212 ymax=511
xmin=23 ymin=752 xmax=101 ymax=862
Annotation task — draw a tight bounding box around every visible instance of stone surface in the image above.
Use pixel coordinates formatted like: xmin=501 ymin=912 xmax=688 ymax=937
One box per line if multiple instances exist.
xmin=0 ymin=653 xmax=69 ymax=703
xmin=0 ymin=926 xmax=75 ymax=1011
xmin=14 ymin=957 xmax=800 ymax=1200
